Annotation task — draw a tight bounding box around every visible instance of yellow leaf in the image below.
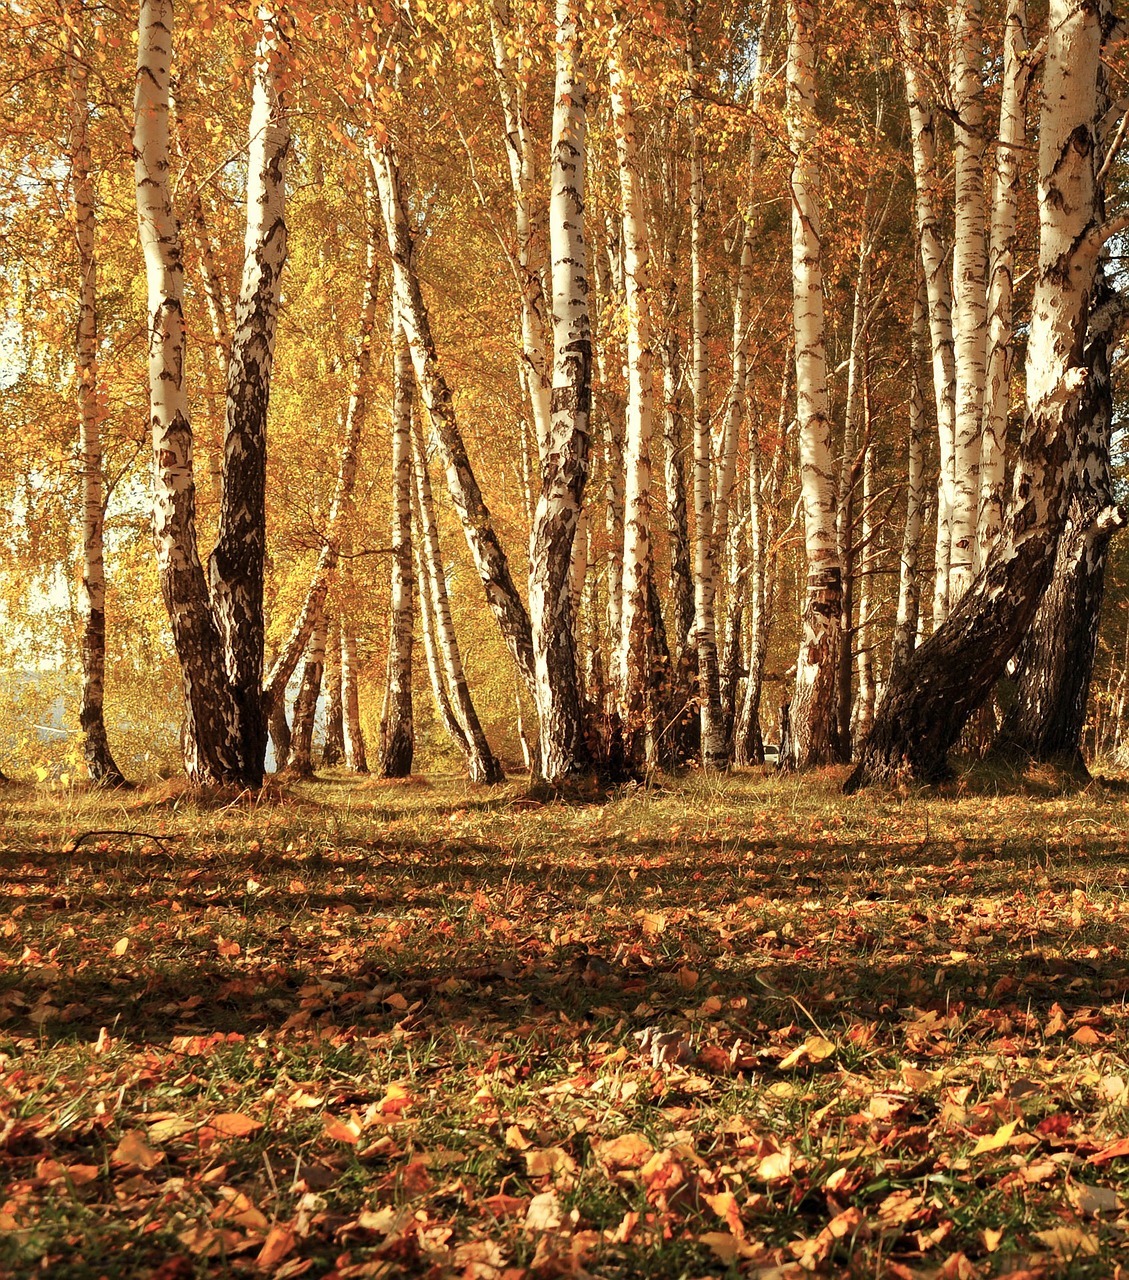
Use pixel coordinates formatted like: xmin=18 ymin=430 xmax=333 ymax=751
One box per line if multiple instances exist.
xmin=112 ymin=936 xmax=129 ymax=956
xmin=804 ymin=1035 xmax=836 ymax=1062
xmin=756 ymin=1149 xmax=794 ymax=1182
xmin=1033 ymin=1226 xmax=1099 ymax=1257
xmin=971 ymin=1119 xmax=1018 ymax=1156
xmin=981 ymin=1227 xmax=1003 ymax=1252
xmin=524 ymin=1146 xmax=577 ymax=1178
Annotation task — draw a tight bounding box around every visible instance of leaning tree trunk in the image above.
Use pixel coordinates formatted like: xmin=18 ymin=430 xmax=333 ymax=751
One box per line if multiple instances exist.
xmin=411 ymin=419 xmax=504 ymax=783
xmin=997 ymin=279 xmax=1126 ymax=762
xmin=371 ymin=138 xmax=537 ymax=700
xmin=65 ymin=0 xmax=125 ymax=786
xmin=846 ymin=0 xmax=1108 ymax=790
xmin=134 ymin=0 xmax=287 ymax=788
xmin=785 ymin=0 xmax=841 ymax=769
xmin=378 ymin=318 xmax=416 ymax=778
xmin=527 ymin=0 xmax=593 ymax=784
xmin=287 ymin=607 xmax=327 ymax=779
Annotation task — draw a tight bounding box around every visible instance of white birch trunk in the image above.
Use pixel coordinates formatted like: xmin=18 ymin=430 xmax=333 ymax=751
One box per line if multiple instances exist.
xmin=948 ymin=0 xmax=989 ymax=604
xmin=896 ymin=0 xmax=957 ymax=627
xmin=65 ymin=0 xmax=124 ymax=786
xmin=286 ymin=604 xmax=327 ymax=777
xmin=527 ymin=0 xmax=592 ymax=783
xmin=890 ymin=274 xmax=929 ymax=686
xmin=411 ymin=421 xmax=504 ymax=783
xmin=978 ymin=0 xmax=1029 ymax=565
xmin=687 ymin=14 xmax=726 ymax=768
xmin=852 ymin=442 xmax=877 ymax=746
xmin=378 ymin=315 xmax=415 ymax=779
xmin=609 ymin=24 xmax=656 ymax=757
xmin=134 ymin=0 xmax=245 ymax=786
xmin=786 ymin=0 xmax=841 ymax=769
xmin=488 ymin=0 xmax=552 ymax=458
xmin=339 ymin=552 xmax=369 ymax=774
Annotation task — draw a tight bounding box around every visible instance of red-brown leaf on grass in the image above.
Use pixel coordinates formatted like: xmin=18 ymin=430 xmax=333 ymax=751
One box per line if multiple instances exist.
xmin=1087 ymin=1136 xmax=1129 ymax=1164
xmin=209 ymin=1113 xmax=263 ymax=1138
xmin=481 ymin=1192 xmax=529 ymax=1219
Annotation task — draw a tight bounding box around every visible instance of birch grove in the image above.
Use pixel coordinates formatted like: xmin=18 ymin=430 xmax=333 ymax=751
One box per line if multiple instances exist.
xmin=5 ymin=0 xmax=1129 ymax=790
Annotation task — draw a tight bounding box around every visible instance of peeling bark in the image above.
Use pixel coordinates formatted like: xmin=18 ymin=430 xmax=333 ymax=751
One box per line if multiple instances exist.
xmin=527 ymin=0 xmax=593 ymax=784
xmin=786 ymin=0 xmax=841 ymax=769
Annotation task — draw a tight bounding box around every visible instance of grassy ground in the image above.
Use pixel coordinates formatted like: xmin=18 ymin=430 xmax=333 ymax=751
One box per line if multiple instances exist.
xmin=1 ymin=763 xmax=1129 ymax=1279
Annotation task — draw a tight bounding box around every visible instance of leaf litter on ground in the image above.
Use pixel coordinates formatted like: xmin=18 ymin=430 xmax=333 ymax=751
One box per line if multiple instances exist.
xmin=0 ymin=766 xmax=1128 ymax=1277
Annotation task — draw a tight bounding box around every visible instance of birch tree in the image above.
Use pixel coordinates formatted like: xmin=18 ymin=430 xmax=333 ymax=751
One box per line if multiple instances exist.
xmin=609 ymin=18 xmax=656 ymax=762
xmin=686 ymin=8 xmax=726 ymax=767
xmin=978 ymin=0 xmax=1029 ymax=564
xmin=527 ymin=0 xmax=592 ymax=783
xmin=947 ymin=0 xmax=989 ymax=604
xmin=785 ymin=0 xmax=840 ymax=768
xmin=65 ymin=0 xmax=124 ymax=786
xmin=133 ymin=0 xmax=288 ymax=787
xmin=377 ymin=317 xmax=415 ymax=778
xmin=896 ymin=0 xmax=956 ymax=627
xmin=411 ymin=420 xmax=505 ymax=784
xmin=848 ymin=0 xmax=1112 ymax=789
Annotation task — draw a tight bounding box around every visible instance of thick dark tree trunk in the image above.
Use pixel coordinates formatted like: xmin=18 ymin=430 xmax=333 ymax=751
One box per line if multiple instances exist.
xmin=998 ymin=295 xmax=1125 ymax=769
xmin=267 ymin=690 xmax=291 ymax=770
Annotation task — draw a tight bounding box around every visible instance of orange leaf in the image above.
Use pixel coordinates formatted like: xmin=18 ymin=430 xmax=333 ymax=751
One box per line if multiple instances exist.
xmin=255 ymin=1225 xmax=296 ymax=1271
xmin=210 ymin=1113 xmax=262 ymax=1138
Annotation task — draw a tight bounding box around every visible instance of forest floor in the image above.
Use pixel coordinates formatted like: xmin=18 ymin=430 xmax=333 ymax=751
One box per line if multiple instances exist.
xmin=1 ymin=764 xmax=1129 ymax=1279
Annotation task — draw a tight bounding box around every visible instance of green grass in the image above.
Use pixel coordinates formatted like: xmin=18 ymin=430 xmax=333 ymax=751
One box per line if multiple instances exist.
xmin=1 ymin=763 xmax=1128 ymax=1277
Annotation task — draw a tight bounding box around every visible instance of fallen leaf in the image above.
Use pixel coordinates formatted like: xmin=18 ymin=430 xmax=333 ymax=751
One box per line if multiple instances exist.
xmin=256 ymin=1225 xmax=296 ymax=1271
xmin=756 ymin=1148 xmax=794 ymax=1182
xmin=1033 ymin=1226 xmax=1099 ymax=1257
xmin=524 ymin=1147 xmax=577 ymax=1178
xmin=209 ymin=1113 xmax=263 ymax=1138
xmin=1067 ymin=1181 xmax=1121 ymax=1216
xmin=525 ymin=1190 xmax=562 ymax=1232
xmin=112 ymin=936 xmax=129 ymax=956
xmin=323 ymin=1115 xmax=361 ymax=1144
xmin=1088 ymin=1136 xmax=1129 ymax=1164
xmin=112 ymin=1130 xmax=163 ymax=1171
xmin=971 ymin=1119 xmax=1019 ymax=1156
xmin=595 ymin=1132 xmax=654 ymax=1173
